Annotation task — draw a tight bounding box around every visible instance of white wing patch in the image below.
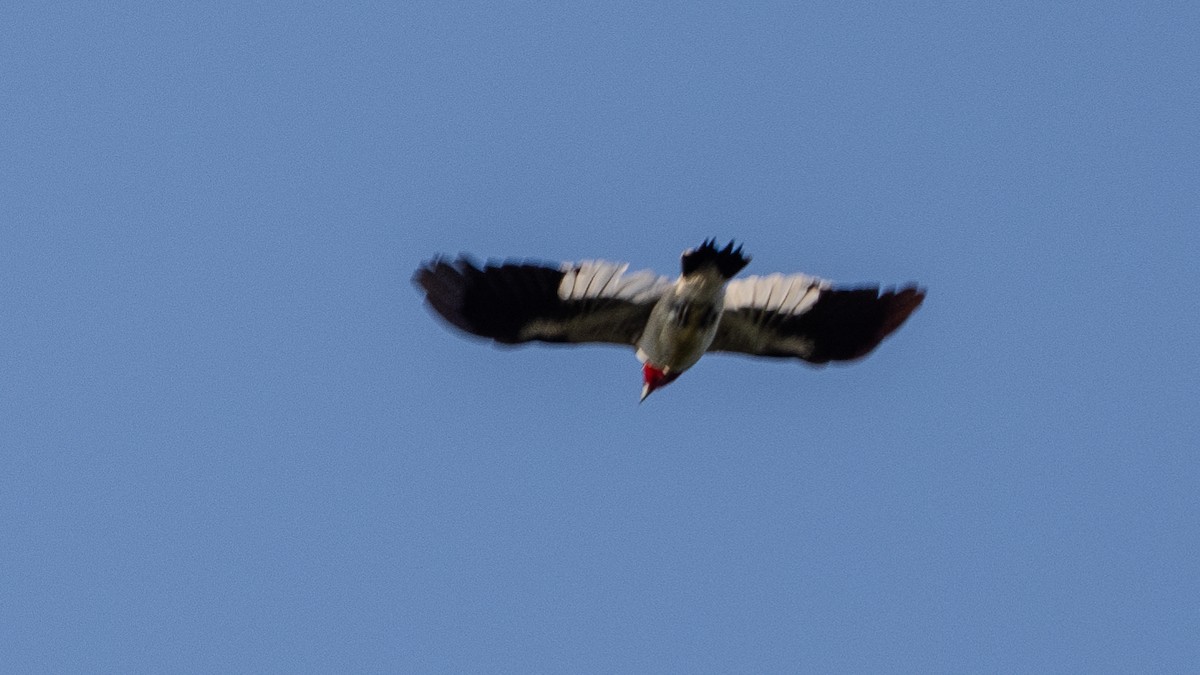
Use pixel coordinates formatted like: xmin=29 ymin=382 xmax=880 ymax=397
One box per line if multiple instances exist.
xmin=558 ymin=261 xmax=672 ymax=304
xmin=724 ymin=273 xmax=829 ymax=315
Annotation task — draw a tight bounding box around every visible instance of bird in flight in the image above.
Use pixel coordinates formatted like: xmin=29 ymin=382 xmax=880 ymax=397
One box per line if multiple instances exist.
xmin=414 ymin=240 xmax=925 ymax=401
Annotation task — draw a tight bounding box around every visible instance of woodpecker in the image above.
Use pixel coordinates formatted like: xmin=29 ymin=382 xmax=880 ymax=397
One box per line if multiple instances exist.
xmin=414 ymin=240 xmax=925 ymax=401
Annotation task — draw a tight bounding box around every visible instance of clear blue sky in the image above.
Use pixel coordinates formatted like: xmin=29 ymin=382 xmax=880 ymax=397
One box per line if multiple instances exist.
xmin=4 ymin=2 xmax=1198 ymax=672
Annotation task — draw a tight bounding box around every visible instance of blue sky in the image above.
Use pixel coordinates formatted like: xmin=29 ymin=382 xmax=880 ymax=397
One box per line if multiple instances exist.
xmin=3 ymin=2 xmax=1198 ymax=672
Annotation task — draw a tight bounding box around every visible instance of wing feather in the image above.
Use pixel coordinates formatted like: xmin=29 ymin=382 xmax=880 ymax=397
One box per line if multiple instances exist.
xmin=414 ymin=257 xmax=672 ymax=346
xmin=712 ymin=273 xmax=924 ymax=363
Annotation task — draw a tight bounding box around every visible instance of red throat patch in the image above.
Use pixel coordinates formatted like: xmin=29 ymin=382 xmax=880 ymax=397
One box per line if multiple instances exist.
xmin=642 ymin=363 xmax=678 ymax=393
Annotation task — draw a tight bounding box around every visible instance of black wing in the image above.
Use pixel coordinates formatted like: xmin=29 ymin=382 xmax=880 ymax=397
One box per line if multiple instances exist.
xmin=414 ymin=257 xmax=672 ymax=346
xmin=710 ymin=273 xmax=925 ymax=363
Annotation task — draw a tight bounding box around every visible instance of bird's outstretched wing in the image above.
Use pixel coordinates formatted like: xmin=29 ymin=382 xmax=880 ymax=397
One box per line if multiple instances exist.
xmin=710 ymin=273 xmax=925 ymax=363
xmin=414 ymin=257 xmax=673 ymax=346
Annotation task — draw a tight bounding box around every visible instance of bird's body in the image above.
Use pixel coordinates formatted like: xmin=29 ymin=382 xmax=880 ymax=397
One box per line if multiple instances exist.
xmin=637 ymin=267 xmax=726 ymax=371
xmin=414 ymin=240 xmax=924 ymax=400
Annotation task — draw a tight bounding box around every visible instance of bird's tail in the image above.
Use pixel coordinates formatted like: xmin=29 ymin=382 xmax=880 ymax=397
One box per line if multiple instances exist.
xmin=681 ymin=239 xmax=751 ymax=279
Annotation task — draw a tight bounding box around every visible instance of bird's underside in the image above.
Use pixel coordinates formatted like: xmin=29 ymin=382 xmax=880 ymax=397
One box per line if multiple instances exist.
xmin=414 ymin=240 xmax=925 ymax=398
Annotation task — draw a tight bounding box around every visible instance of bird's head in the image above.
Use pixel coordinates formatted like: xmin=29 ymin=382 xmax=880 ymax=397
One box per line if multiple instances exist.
xmin=640 ymin=363 xmax=680 ymax=402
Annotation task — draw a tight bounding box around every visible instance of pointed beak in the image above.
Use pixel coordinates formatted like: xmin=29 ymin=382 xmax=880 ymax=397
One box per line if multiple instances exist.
xmin=640 ymin=383 xmax=652 ymax=403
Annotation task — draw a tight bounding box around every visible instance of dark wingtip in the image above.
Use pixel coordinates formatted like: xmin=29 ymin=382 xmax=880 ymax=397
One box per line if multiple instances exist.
xmin=413 ymin=256 xmax=479 ymax=336
xmin=795 ymin=283 xmax=926 ymax=363
xmin=413 ymin=256 xmax=570 ymax=344
xmin=681 ymin=239 xmax=751 ymax=278
xmin=877 ymin=285 xmax=925 ymax=341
